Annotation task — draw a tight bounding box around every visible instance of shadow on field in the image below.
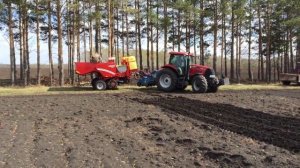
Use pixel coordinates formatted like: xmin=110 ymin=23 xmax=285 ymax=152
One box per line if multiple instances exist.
xmin=133 ymin=95 xmax=300 ymax=153
xmin=128 ymin=86 xmax=196 ymax=94
xmin=47 ymin=86 xmax=93 ymax=92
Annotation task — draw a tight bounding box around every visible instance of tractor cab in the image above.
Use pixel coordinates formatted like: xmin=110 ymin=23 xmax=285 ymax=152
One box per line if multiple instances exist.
xmin=168 ymin=52 xmax=192 ymax=78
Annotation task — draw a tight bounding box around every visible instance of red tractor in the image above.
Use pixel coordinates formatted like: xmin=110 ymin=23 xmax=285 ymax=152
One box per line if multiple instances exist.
xmin=75 ymin=56 xmax=137 ymax=90
xmin=156 ymin=51 xmax=221 ymax=93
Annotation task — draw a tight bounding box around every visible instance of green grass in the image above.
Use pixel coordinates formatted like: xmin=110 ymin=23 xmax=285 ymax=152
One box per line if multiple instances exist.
xmin=0 ymin=86 xmax=50 ymax=96
xmin=0 ymin=84 xmax=299 ymax=96
xmin=219 ymin=83 xmax=300 ymax=91
xmin=0 ymin=85 xmax=139 ymax=96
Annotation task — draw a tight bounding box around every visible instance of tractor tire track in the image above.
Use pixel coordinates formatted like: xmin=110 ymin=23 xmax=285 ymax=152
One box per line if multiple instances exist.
xmin=133 ymin=95 xmax=300 ymax=153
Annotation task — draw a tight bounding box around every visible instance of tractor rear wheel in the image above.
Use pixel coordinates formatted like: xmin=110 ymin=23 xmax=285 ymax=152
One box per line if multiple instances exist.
xmin=93 ymin=79 xmax=107 ymax=90
xmin=157 ymin=68 xmax=177 ymax=92
xmin=192 ymin=75 xmax=207 ymax=93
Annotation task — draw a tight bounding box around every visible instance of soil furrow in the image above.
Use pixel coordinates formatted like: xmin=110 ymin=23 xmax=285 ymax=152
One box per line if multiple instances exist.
xmin=135 ymin=96 xmax=300 ymax=153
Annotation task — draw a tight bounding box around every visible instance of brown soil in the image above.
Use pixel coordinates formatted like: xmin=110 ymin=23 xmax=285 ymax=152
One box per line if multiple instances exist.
xmin=0 ymin=88 xmax=299 ymax=167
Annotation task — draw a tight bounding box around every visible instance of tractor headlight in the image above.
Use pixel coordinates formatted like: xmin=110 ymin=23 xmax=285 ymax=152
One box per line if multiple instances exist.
xmin=209 ymin=75 xmax=216 ymax=78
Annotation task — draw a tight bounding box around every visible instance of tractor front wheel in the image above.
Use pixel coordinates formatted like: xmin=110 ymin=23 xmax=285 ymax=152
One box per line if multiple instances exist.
xmin=192 ymin=75 xmax=208 ymax=93
xmin=92 ymin=79 xmax=107 ymax=90
xmin=207 ymin=78 xmax=219 ymax=93
xmin=157 ymin=69 xmax=177 ymax=92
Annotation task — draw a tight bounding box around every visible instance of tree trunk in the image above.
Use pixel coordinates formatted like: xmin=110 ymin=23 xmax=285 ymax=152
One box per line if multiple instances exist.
xmin=7 ymin=2 xmax=16 ymax=86
xmin=116 ymin=6 xmax=120 ymax=64
xmin=266 ymin=2 xmax=271 ymax=83
xmin=238 ymin=23 xmax=242 ymax=83
xmin=76 ymin=0 xmax=81 ymax=84
xmin=95 ymin=3 xmax=100 ymax=53
xmin=150 ymin=0 xmax=154 ymax=71
xmin=22 ymin=3 xmax=27 ymax=86
xmin=24 ymin=2 xmax=30 ymax=86
xmin=163 ymin=0 xmax=167 ymax=65
xmin=248 ymin=0 xmax=252 ymax=81
xmin=277 ymin=52 xmax=280 ymax=81
xmin=89 ymin=1 xmax=93 ymax=59
xmin=71 ymin=0 xmax=76 ymax=84
xmin=296 ymin=35 xmax=300 ymax=72
xmin=19 ymin=4 xmax=23 ymax=81
xmin=258 ymin=5 xmax=263 ymax=81
xmin=137 ymin=0 xmax=143 ymax=69
xmin=177 ymin=9 xmax=181 ymax=51
xmin=230 ymin=0 xmax=234 ymax=79
xmin=36 ymin=0 xmax=41 ymax=85
xmin=125 ymin=0 xmax=129 ymax=55
xmin=146 ymin=0 xmax=150 ymax=68
xmin=289 ymin=29 xmax=294 ymax=72
xmin=172 ymin=1 xmax=175 ymax=51
xmin=235 ymin=22 xmax=239 ymax=82
xmin=186 ymin=12 xmax=190 ymax=53
xmin=273 ymin=53 xmax=276 ymax=82
xmin=108 ymin=0 xmax=114 ymax=58
xmin=121 ymin=1 xmax=125 ymax=57
xmin=57 ymin=0 xmax=64 ymax=86
xmin=134 ymin=0 xmax=138 ymax=62
xmin=48 ymin=0 xmax=54 ymax=86
xmin=156 ymin=0 xmax=159 ymax=70
xmin=221 ymin=11 xmax=225 ymax=75
xmin=224 ymin=13 xmax=228 ymax=77
xmin=193 ymin=1 xmax=197 ymax=64
xmin=67 ymin=0 xmax=71 ymax=79
xmin=200 ymin=0 xmax=204 ymax=65
xmin=213 ymin=0 xmax=218 ymax=72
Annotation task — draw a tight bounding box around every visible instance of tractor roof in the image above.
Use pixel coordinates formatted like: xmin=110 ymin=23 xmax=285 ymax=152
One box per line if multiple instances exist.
xmin=169 ymin=51 xmax=194 ymax=56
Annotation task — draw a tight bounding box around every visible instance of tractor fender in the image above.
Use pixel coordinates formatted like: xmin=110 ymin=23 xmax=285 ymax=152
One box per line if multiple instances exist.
xmin=160 ymin=65 xmax=181 ymax=76
xmin=156 ymin=66 xmax=179 ymax=85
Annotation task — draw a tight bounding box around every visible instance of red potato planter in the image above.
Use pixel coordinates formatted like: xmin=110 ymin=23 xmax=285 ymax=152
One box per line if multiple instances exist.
xmin=75 ymin=56 xmax=137 ymax=90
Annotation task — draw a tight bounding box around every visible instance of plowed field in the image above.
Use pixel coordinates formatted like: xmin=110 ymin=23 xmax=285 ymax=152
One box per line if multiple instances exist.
xmin=0 ymin=88 xmax=299 ymax=167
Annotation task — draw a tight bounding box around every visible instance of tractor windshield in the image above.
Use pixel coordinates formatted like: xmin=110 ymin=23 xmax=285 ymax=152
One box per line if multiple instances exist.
xmin=169 ymin=55 xmax=187 ymax=68
xmin=169 ymin=55 xmax=190 ymax=76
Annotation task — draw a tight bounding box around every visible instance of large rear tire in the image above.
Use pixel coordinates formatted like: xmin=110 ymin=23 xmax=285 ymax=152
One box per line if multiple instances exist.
xmin=92 ymin=79 xmax=107 ymax=90
xmin=192 ymin=75 xmax=207 ymax=93
xmin=157 ymin=68 xmax=177 ymax=92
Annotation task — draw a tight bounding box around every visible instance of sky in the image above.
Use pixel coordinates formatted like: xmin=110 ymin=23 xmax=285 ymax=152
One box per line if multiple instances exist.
xmin=0 ymin=30 xmax=225 ymax=65
xmin=0 ymin=29 xmax=269 ymax=65
xmin=0 ymin=31 xmax=69 ymax=65
xmin=0 ymin=33 xmax=10 ymax=64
